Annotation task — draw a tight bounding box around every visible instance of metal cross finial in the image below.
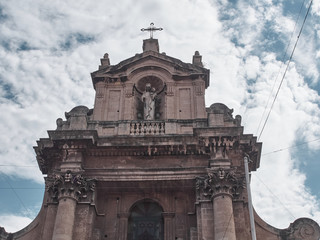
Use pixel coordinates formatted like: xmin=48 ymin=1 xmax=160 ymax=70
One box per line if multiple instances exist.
xmin=141 ymin=23 xmax=163 ymax=39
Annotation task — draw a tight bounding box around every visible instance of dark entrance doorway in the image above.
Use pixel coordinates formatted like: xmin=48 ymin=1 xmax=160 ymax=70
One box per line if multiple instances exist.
xmin=127 ymin=199 xmax=164 ymax=240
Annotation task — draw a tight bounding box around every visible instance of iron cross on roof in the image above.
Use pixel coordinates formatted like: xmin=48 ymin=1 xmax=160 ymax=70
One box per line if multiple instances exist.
xmin=141 ymin=23 xmax=163 ymax=39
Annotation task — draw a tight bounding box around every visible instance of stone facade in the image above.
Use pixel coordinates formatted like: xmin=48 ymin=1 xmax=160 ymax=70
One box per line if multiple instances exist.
xmin=1 ymin=38 xmax=319 ymax=240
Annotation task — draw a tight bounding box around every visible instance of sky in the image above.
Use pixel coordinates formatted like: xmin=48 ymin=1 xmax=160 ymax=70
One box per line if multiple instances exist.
xmin=0 ymin=0 xmax=319 ymax=233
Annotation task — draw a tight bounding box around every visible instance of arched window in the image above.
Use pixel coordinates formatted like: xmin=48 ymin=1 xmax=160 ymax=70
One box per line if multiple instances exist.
xmin=127 ymin=199 xmax=164 ymax=240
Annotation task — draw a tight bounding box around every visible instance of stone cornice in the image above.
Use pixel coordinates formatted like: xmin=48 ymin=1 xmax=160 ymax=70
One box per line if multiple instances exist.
xmin=84 ymin=168 xmax=206 ymax=182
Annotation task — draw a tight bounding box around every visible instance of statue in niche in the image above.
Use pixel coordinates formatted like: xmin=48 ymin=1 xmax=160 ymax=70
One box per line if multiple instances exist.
xmin=141 ymin=83 xmax=157 ymax=120
xmin=133 ymin=81 xmax=166 ymax=120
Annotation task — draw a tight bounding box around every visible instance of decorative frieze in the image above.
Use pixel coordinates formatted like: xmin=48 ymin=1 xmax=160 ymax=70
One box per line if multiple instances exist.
xmin=196 ymin=168 xmax=244 ymax=199
xmin=198 ymin=136 xmax=239 ymax=157
xmin=47 ymin=170 xmax=95 ymax=202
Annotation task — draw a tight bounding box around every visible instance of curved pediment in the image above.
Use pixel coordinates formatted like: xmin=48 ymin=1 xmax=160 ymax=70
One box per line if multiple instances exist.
xmin=91 ymin=47 xmax=210 ymax=88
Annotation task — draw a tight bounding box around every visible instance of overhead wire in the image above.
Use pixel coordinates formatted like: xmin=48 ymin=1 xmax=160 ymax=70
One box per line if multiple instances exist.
xmin=255 ymin=0 xmax=306 ymax=136
xmin=262 ymin=137 xmax=320 ymax=156
xmin=257 ymin=0 xmax=313 ymax=141
xmin=221 ymin=212 xmax=234 ymax=240
xmin=254 ymin=174 xmax=296 ymax=220
xmin=0 ymin=173 xmax=35 ymax=219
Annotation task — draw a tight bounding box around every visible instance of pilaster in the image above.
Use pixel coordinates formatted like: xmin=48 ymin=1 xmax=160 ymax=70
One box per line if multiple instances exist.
xmin=162 ymin=212 xmax=175 ymax=240
xmin=117 ymin=212 xmax=130 ymax=240
xmin=195 ymin=200 xmax=214 ymax=240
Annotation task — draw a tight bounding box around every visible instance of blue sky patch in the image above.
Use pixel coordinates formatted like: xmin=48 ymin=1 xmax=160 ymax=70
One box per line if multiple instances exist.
xmin=60 ymin=33 xmax=95 ymax=50
xmin=293 ymin=145 xmax=320 ymax=199
xmin=0 ymin=174 xmax=44 ymax=218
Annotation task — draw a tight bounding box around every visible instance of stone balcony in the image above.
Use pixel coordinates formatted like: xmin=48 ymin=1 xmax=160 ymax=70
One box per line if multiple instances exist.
xmin=129 ymin=121 xmax=165 ymax=135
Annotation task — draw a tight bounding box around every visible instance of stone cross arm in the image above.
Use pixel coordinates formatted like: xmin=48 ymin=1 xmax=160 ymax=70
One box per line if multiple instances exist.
xmin=141 ymin=22 xmax=163 ymax=39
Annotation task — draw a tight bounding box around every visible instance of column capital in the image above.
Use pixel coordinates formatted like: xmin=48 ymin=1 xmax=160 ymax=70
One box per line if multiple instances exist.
xmin=196 ymin=168 xmax=244 ymax=200
xmin=46 ymin=170 xmax=96 ymax=203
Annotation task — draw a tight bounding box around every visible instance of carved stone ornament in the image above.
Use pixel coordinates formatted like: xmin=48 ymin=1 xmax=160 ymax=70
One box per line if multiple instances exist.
xmin=46 ymin=170 xmax=95 ymax=202
xmin=280 ymin=218 xmax=320 ymax=240
xmin=198 ymin=136 xmax=239 ymax=158
xmin=196 ymin=168 xmax=245 ymax=199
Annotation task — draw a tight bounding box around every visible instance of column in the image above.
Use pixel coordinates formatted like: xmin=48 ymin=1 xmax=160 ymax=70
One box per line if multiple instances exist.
xmin=162 ymin=212 xmax=175 ymax=240
xmin=213 ymin=194 xmax=236 ymax=240
xmin=52 ymin=196 xmax=77 ymax=240
xmin=47 ymin=170 xmax=96 ymax=240
xmin=196 ymin=168 xmax=243 ymax=240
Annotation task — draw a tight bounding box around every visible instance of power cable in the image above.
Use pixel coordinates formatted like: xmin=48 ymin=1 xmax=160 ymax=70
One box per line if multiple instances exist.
xmin=221 ymin=212 xmax=234 ymax=240
xmin=256 ymin=0 xmax=306 ymax=136
xmin=262 ymin=138 xmax=320 ymax=156
xmin=258 ymin=0 xmax=313 ymax=141
xmin=0 ymin=174 xmax=34 ymax=219
xmin=254 ymin=174 xmax=296 ymax=219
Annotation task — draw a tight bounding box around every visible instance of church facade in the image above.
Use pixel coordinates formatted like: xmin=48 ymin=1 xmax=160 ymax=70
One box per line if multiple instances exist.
xmin=1 ymin=37 xmax=319 ymax=240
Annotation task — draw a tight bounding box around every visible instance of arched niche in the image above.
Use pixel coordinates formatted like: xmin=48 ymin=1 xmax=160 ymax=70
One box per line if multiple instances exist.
xmin=134 ymin=76 xmax=166 ymax=120
xmin=127 ymin=199 xmax=164 ymax=240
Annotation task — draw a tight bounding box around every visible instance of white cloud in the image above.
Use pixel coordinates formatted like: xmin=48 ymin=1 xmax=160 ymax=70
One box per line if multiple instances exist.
xmin=0 ymin=215 xmax=32 ymax=233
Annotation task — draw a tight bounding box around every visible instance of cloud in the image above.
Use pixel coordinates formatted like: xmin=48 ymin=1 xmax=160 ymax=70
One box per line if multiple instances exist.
xmin=0 ymin=215 xmax=32 ymax=233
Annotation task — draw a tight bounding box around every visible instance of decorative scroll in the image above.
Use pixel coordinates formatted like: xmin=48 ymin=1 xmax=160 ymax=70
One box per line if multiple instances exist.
xmin=47 ymin=170 xmax=95 ymax=202
xmin=281 ymin=218 xmax=320 ymax=240
xmin=196 ymin=168 xmax=245 ymax=200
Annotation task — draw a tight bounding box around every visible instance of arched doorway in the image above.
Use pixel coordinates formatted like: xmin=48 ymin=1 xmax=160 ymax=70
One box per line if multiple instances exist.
xmin=127 ymin=199 xmax=164 ymax=240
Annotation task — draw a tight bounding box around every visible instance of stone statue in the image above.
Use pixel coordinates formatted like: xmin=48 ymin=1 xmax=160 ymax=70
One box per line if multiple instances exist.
xmin=141 ymin=83 xmax=157 ymax=120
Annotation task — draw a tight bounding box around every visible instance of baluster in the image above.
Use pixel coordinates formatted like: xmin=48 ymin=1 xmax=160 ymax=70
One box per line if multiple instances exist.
xmin=146 ymin=123 xmax=149 ymax=134
xmin=130 ymin=123 xmax=134 ymax=135
xmin=154 ymin=122 xmax=158 ymax=135
xmin=134 ymin=123 xmax=137 ymax=135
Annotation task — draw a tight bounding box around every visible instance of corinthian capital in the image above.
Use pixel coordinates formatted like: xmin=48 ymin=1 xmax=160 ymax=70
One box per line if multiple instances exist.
xmin=46 ymin=170 xmax=95 ymax=202
xmin=196 ymin=168 xmax=244 ymax=200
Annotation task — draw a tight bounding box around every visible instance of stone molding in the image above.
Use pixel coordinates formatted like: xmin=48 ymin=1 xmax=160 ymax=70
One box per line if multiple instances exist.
xmin=196 ymin=168 xmax=244 ymax=200
xmin=46 ymin=170 xmax=95 ymax=203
